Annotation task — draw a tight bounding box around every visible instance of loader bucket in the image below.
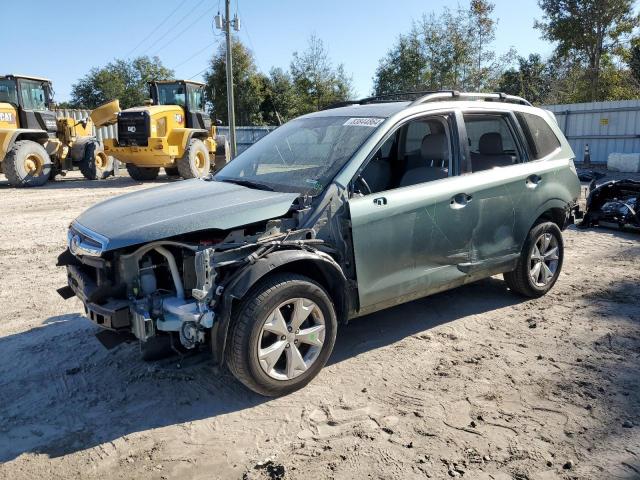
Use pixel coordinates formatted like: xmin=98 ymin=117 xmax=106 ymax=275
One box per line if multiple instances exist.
xmin=90 ymin=100 xmax=121 ymax=128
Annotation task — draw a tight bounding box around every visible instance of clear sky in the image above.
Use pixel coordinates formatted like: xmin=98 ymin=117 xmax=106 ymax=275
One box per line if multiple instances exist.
xmin=1 ymin=0 xmax=553 ymax=102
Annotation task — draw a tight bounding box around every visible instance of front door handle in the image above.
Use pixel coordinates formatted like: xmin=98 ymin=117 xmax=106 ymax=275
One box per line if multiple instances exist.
xmin=373 ymin=197 xmax=387 ymax=206
xmin=450 ymin=193 xmax=472 ymax=209
xmin=526 ymin=174 xmax=542 ymax=188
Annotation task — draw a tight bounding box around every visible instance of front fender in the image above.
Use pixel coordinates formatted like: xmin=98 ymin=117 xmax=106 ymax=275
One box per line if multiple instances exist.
xmin=212 ymin=248 xmax=348 ymax=364
xmin=0 ymin=128 xmax=49 ymax=159
xmin=167 ymin=128 xmax=209 ymax=156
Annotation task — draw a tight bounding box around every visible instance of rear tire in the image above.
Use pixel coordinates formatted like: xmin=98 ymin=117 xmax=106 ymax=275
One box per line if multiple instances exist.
xmin=164 ymin=167 xmax=180 ymax=177
xmin=3 ymin=140 xmax=51 ymax=187
xmin=227 ymin=273 xmax=337 ymax=397
xmin=79 ymin=140 xmax=114 ymax=180
xmin=177 ymin=138 xmax=210 ymax=179
xmin=504 ymin=221 xmax=564 ymax=298
xmin=126 ymin=164 xmax=160 ymax=181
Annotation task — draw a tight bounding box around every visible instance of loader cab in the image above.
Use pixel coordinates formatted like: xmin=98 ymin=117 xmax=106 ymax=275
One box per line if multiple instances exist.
xmin=0 ymin=75 xmax=57 ymax=133
xmin=149 ymin=80 xmax=211 ymax=130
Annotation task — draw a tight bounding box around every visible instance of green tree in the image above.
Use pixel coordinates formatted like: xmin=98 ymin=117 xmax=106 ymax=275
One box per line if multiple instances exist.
xmin=373 ymin=1 xmax=505 ymax=94
xmin=373 ymin=32 xmax=426 ymax=95
xmin=535 ymin=0 xmax=639 ymax=101
xmin=290 ymin=35 xmax=353 ymax=113
xmin=499 ymin=54 xmax=551 ymax=104
xmin=204 ymin=39 xmax=266 ymax=125
xmin=628 ymin=37 xmax=640 ymax=85
xmin=469 ymin=0 xmax=497 ymax=89
xmin=70 ymin=56 xmax=173 ymax=109
xmin=260 ymin=67 xmax=297 ymax=124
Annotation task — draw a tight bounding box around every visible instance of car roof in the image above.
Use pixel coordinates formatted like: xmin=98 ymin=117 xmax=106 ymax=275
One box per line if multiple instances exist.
xmin=304 ymin=91 xmax=538 ymax=120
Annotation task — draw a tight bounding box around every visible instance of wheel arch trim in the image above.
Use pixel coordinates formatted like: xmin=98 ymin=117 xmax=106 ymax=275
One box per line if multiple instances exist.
xmin=213 ymin=249 xmax=349 ymax=364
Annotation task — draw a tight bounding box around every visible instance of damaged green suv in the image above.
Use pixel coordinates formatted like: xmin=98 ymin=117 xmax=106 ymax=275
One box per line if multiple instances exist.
xmin=58 ymin=91 xmax=581 ymax=396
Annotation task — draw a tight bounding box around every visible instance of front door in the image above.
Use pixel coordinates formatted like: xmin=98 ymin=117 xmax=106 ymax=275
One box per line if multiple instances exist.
xmin=348 ymin=112 xmax=478 ymax=313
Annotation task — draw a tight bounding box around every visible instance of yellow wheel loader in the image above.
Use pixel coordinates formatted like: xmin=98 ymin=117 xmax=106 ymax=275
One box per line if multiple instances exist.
xmin=0 ymin=74 xmax=113 ymax=187
xmin=100 ymin=80 xmax=228 ymax=181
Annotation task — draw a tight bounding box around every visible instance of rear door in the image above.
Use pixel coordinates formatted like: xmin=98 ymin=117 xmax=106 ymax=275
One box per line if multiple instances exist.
xmin=454 ymin=110 xmax=530 ymax=272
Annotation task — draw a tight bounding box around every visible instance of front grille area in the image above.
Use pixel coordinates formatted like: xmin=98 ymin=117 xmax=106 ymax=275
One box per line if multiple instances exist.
xmin=117 ymin=111 xmax=150 ymax=146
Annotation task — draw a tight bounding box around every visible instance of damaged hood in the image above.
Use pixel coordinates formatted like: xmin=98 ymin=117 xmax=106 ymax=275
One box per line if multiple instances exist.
xmin=73 ymin=179 xmax=300 ymax=252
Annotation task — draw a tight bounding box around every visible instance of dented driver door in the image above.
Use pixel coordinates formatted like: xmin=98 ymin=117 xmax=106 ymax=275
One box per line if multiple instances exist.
xmin=349 ymin=175 xmax=479 ymax=314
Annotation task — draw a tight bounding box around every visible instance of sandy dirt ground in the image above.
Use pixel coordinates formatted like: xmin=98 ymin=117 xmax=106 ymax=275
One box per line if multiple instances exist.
xmin=0 ymin=170 xmax=639 ymax=480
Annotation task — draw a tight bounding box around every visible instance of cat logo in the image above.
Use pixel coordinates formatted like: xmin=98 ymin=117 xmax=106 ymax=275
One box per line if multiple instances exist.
xmin=175 ymin=113 xmax=183 ymax=123
xmin=128 ymin=126 xmax=137 ymax=133
xmin=0 ymin=112 xmax=14 ymax=123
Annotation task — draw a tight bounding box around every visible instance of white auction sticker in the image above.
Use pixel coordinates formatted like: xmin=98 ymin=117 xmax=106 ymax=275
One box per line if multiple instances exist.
xmin=343 ymin=117 xmax=384 ymax=127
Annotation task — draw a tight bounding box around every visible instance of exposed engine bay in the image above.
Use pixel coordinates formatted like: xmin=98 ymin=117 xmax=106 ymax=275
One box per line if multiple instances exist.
xmin=57 ymin=211 xmax=344 ymax=355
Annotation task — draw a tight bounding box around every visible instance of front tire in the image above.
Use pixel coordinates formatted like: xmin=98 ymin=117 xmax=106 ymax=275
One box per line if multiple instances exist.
xmin=3 ymin=140 xmax=51 ymax=187
xmin=126 ymin=164 xmax=160 ymax=181
xmin=504 ymin=221 xmax=564 ymax=298
xmin=227 ymin=273 xmax=337 ymax=397
xmin=79 ymin=140 xmax=114 ymax=180
xmin=177 ymin=139 xmax=210 ymax=179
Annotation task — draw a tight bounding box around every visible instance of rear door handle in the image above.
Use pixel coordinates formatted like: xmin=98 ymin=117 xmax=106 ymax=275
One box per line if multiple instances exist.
xmin=450 ymin=193 xmax=472 ymax=209
xmin=526 ymin=174 xmax=542 ymax=188
xmin=373 ymin=197 xmax=387 ymax=206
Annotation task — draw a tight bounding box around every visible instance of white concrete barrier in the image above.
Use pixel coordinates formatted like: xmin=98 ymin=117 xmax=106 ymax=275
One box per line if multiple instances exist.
xmin=607 ymin=152 xmax=640 ymax=173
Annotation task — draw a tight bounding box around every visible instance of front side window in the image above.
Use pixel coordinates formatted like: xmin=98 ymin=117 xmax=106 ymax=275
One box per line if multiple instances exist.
xmin=19 ymin=80 xmax=48 ymax=111
xmin=357 ymin=115 xmax=452 ymax=194
xmin=516 ymin=112 xmax=561 ymax=159
xmin=0 ymin=79 xmax=18 ymax=105
xmin=215 ymin=116 xmax=381 ymax=195
xmin=157 ymin=84 xmax=186 ymax=107
xmin=464 ymin=113 xmax=521 ymax=172
xmin=186 ymin=85 xmax=205 ymax=111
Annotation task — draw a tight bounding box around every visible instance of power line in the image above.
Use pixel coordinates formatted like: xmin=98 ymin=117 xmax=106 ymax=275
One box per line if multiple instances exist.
xmin=171 ymin=40 xmax=218 ymax=70
xmin=189 ymin=67 xmax=208 ymax=80
xmin=151 ymin=5 xmax=216 ymax=56
xmin=236 ymin=1 xmax=261 ymax=71
xmin=141 ymin=0 xmax=207 ymax=55
xmin=125 ymin=0 xmax=190 ymax=57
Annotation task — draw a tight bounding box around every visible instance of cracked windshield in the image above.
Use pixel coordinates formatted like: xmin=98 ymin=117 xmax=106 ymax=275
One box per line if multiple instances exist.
xmin=215 ymin=116 xmax=383 ymax=194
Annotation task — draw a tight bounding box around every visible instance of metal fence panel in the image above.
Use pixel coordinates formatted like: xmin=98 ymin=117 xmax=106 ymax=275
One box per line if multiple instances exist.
xmin=545 ymin=100 xmax=640 ymax=164
xmin=217 ymin=126 xmax=277 ymax=154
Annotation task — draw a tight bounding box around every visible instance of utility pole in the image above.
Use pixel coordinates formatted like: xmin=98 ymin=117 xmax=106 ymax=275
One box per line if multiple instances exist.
xmin=214 ymin=1 xmax=239 ymax=158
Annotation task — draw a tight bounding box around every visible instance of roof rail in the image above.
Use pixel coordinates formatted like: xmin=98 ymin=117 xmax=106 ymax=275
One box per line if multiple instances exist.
xmin=322 ymin=90 xmax=532 ymax=111
xmin=322 ymin=90 xmax=445 ymax=110
xmin=409 ymin=91 xmax=532 ymax=107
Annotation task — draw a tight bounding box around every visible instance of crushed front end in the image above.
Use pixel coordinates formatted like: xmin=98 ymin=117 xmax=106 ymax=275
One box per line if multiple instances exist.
xmin=57 ymin=216 xmax=323 ymax=354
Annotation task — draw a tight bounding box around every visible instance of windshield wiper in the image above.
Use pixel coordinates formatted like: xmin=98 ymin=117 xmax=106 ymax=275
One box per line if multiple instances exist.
xmin=218 ymin=178 xmax=275 ymax=191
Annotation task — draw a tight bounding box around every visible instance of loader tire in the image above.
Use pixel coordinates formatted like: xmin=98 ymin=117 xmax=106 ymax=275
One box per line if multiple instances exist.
xmin=3 ymin=140 xmax=51 ymax=187
xmin=177 ymin=138 xmax=210 ymax=179
xmin=126 ymin=164 xmax=160 ymax=181
xmin=79 ymin=140 xmax=114 ymax=180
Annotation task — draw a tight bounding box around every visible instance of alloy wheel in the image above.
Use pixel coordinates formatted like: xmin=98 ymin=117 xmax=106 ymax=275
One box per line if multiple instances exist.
xmin=257 ymin=298 xmax=326 ymax=381
xmin=529 ymin=232 xmax=559 ymax=287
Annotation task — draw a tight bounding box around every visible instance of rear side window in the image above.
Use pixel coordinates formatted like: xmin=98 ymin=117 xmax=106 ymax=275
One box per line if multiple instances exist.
xmin=516 ymin=112 xmax=561 ymax=160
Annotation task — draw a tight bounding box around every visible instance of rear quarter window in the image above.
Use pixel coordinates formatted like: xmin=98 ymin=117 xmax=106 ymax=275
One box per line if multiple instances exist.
xmin=516 ymin=112 xmax=561 ymax=160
